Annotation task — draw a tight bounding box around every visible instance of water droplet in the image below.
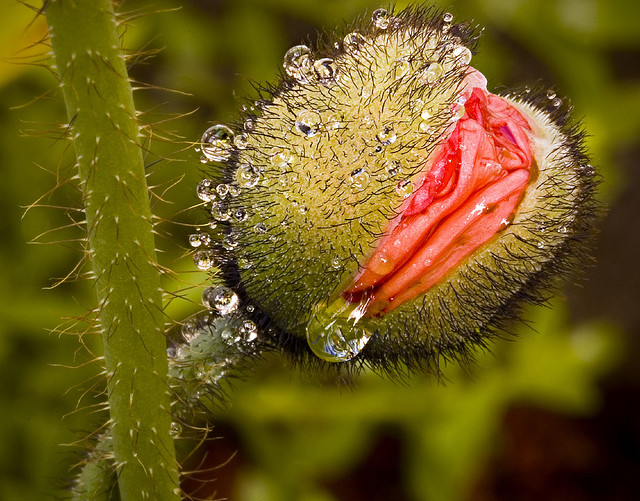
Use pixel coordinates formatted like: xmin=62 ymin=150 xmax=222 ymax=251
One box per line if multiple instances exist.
xmin=222 ymin=231 xmax=239 ymax=250
xmin=546 ymin=89 xmax=556 ymax=100
xmin=254 ymin=222 xmax=268 ymax=234
xmin=348 ymin=168 xmax=370 ymax=193
xmin=325 ymin=113 xmax=343 ymax=130
xmin=188 ymin=232 xmax=211 ymax=248
xmin=235 ymin=163 xmax=260 ymax=188
xmin=331 ymin=256 xmax=341 ymax=269
xmin=296 ymin=110 xmax=322 ymax=137
xmin=422 ymin=62 xmax=444 ymax=84
xmin=551 ymin=97 xmax=562 ymax=108
xmin=201 ymin=124 xmax=235 ymax=162
xmin=343 ymin=31 xmax=366 ymax=53
xmin=243 ymin=116 xmax=256 ymax=132
xmin=537 ymin=241 xmax=546 ymax=249
xmin=390 ymin=59 xmax=410 ymax=79
xmin=384 ymin=159 xmax=400 ymax=178
xmin=269 ymin=147 xmax=292 ymax=167
xmin=451 ymin=45 xmax=472 ymax=65
xmin=395 ymin=179 xmax=414 ymax=198
xmin=211 ymin=201 xmax=231 ymax=222
xmin=202 ymin=285 xmax=239 ymax=315
xmin=194 ymin=249 xmax=216 ymax=271
xmin=306 ymin=297 xmax=372 ymax=363
xmin=239 ymin=320 xmax=258 ymax=342
xmin=228 ymin=185 xmax=241 ymax=197
xmin=181 ymin=320 xmax=199 ymax=342
xmin=234 ymin=208 xmax=248 ymax=221
xmin=376 ymin=125 xmax=397 ymax=145
xmin=372 ymin=8 xmax=390 ymax=29
xmin=558 ymin=226 xmax=568 ymax=234
xmin=197 ymin=179 xmax=215 ymax=202
xmin=443 ymin=12 xmax=454 ymax=23
xmin=419 ymin=122 xmax=433 ymax=133
xmin=283 ymin=45 xmax=314 ymax=84
xmin=216 ymin=183 xmax=229 ymax=198
xmin=234 ymin=133 xmax=249 ymax=149
xmin=451 ymin=104 xmax=466 ymax=121
xmin=314 ymin=58 xmax=339 ymax=86
xmin=368 ymin=251 xmax=396 ymax=275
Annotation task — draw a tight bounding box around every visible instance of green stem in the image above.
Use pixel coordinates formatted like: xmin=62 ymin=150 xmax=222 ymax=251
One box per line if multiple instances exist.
xmin=45 ymin=1 xmax=180 ymax=499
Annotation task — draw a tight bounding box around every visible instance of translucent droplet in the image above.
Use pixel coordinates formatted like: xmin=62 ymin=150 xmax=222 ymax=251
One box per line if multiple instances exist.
xmin=233 ymin=209 xmax=248 ymax=222
xmin=197 ymin=179 xmax=215 ymax=202
xmin=451 ymin=45 xmax=472 ymax=65
xmin=222 ymin=231 xmax=239 ymax=250
xmin=558 ymin=226 xmax=568 ymax=234
xmin=202 ymin=285 xmax=239 ymax=315
xmin=376 ymin=125 xmax=397 ymax=145
xmin=193 ymin=249 xmax=216 ymax=271
xmin=390 ymin=59 xmax=410 ymax=79
xmin=239 ymin=320 xmax=258 ymax=342
xmin=422 ymin=62 xmax=444 ymax=84
xmin=419 ymin=122 xmax=433 ymax=133
xmin=216 ymin=183 xmax=229 ymax=198
xmin=243 ymin=116 xmax=256 ymax=132
xmin=283 ymin=45 xmax=314 ymax=84
xmin=537 ymin=241 xmax=546 ymax=249
xmin=451 ymin=104 xmax=466 ymax=121
xmin=201 ymin=124 xmax=235 ymax=162
xmin=396 ymin=179 xmax=414 ymax=198
xmin=181 ymin=320 xmax=199 ymax=342
xmin=551 ymin=97 xmax=562 ymax=108
xmin=306 ymin=297 xmax=372 ymax=363
xmin=211 ymin=201 xmax=231 ymax=222
xmin=269 ymin=147 xmax=292 ymax=167
xmin=546 ymin=89 xmax=556 ymax=100
xmin=368 ymin=251 xmax=395 ymax=275
xmin=343 ymin=31 xmax=366 ymax=53
xmin=443 ymin=12 xmax=454 ymax=23
xmin=228 ymin=185 xmax=241 ymax=197
xmin=254 ymin=222 xmax=268 ymax=234
xmin=372 ymin=8 xmax=390 ymax=29
xmin=235 ymin=163 xmax=260 ymax=188
xmin=234 ymin=133 xmax=249 ymax=149
xmin=331 ymin=256 xmax=341 ymax=269
xmin=325 ymin=113 xmax=343 ymax=130
xmin=296 ymin=110 xmax=322 ymax=137
xmin=384 ymin=159 xmax=400 ymax=178
xmin=314 ymin=58 xmax=339 ymax=86
xmin=188 ymin=232 xmax=211 ymax=248
xmin=348 ymin=168 xmax=370 ymax=193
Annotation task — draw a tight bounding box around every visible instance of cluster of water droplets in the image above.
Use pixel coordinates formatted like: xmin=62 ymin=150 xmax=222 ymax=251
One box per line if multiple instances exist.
xmin=283 ymin=45 xmax=339 ymax=87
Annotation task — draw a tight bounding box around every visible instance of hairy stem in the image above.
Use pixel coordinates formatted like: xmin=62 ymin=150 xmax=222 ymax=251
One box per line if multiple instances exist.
xmin=45 ymin=1 xmax=180 ymax=499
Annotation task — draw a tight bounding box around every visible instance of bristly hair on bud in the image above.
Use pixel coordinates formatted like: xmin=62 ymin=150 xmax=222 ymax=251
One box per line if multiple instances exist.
xmin=193 ymin=5 xmax=600 ymax=376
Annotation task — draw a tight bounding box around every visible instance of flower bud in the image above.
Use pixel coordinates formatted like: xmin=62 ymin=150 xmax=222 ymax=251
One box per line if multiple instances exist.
xmin=197 ymin=6 xmax=598 ymax=371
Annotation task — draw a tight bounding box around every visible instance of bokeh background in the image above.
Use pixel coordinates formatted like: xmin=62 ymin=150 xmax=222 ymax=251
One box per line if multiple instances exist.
xmin=1 ymin=0 xmax=639 ymax=499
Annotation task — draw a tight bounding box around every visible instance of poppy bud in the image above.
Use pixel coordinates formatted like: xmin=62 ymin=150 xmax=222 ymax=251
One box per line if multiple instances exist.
xmin=197 ymin=6 xmax=598 ymax=372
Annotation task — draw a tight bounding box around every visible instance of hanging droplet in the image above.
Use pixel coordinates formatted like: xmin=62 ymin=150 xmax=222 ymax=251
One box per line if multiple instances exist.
xmin=343 ymin=31 xmax=366 ymax=53
xmin=235 ymin=163 xmax=260 ymax=188
xmin=201 ymin=124 xmax=235 ymax=162
xmin=283 ymin=45 xmax=314 ymax=84
xmin=390 ymin=59 xmax=410 ymax=79
xmin=313 ymin=58 xmax=339 ymax=86
xmin=239 ymin=320 xmax=258 ymax=342
xmin=234 ymin=208 xmax=248 ymax=221
xmin=188 ymin=232 xmax=211 ymax=248
xmin=348 ymin=168 xmax=370 ymax=193
xmin=181 ymin=319 xmax=199 ymax=342
xmin=422 ymin=62 xmax=444 ymax=84
xmin=443 ymin=12 xmax=454 ymax=23
xmin=216 ymin=183 xmax=229 ymax=198
xmin=269 ymin=147 xmax=292 ymax=167
xmin=222 ymin=230 xmax=239 ymax=250
xmin=376 ymin=125 xmax=397 ymax=145
xmin=296 ymin=110 xmax=322 ymax=137
xmin=395 ymin=179 xmax=414 ymax=198
xmin=197 ymin=178 xmax=216 ymax=202
xmin=202 ymin=285 xmax=240 ymax=315
xmin=325 ymin=113 xmax=343 ymax=130
xmin=451 ymin=45 xmax=472 ymax=65
xmin=193 ymin=249 xmax=216 ymax=271
xmin=211 ymin=201 xmax=231 ymax=222
xmin=372 ymin=8 xmax=390 ymax=30
xmin=384 ymin=159 xmax=400 ymax=178
xmin=551 ymin=97 xmax=562 ymax=108
xmin=546 ymin=89 xmax=557 ymax=100
xmin=305 ymin=297 xmax=372 ymax=363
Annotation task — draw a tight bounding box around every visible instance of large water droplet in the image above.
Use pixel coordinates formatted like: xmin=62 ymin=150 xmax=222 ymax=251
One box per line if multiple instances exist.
xmin=390 ymin=59 xmax=410 ymax=79
xmin=233 ymin=133 xmax=249 ymax=149
xmin=235 ymin=163 xmax=260 ymax=188
xmin=211 ymin=201 xmax=231 ymax=222
xmin=376 ymin=125 xmax=397 ymax=145
xmin=216 ymin=183 xmax=229 ymax=198
xmin=193 ymin=249 xmax=216 ymax=271
xmin=343 ymin=31 xmax=366 ymax=53
xmin=348 ymin=168 xmax=370 ymax=193
xmin=189 ymin=232 xmax=211 ymax=248
xmin=451 ymin=45 xmax=472 ymax=65
xmin=269 ymin=147 xmax=292 ymax=167
xmin=197 ymin=179 xmax=216 ymax=202
xmin=443 ymin=12 xmax=454 ymax=23
xmin=396 ymin=179 xmax=414 ymax=198
xmin=202 ymin=285 xmax=239 ymax=315
xmin=201 ymin=124 xmax=235 ymax=162
xmin=239 ymin=320 xmax=258 ymax=342
xmin=283 ymin=45 xmax=314 ymax=84
xmin=314 ymin=58 xmax=339 ymax=86
xmin=422 ymin=62 xmax=444 ymax=84
xmin=306 ymin=297 xmax=372 ymax=362
xmin=372 ymin=8 xmax=390 ymax=29
xmin=296 ymin=110 xmax=322 ymax=137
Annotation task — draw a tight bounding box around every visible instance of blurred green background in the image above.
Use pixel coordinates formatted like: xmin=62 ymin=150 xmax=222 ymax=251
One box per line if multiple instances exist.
xmin=1 ymin=0 xmax=640 ymax=499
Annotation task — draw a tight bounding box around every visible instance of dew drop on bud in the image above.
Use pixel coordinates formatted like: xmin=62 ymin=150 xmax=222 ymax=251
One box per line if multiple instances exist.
xmin=422 ymin=62 xmax=444 ymax=84
xmin=306 ymin=297 xmax=372 ymax=363
xmin=443 ymin=12 xmax=454 ymax=23
xmin=313 ymin=58 xmax=339 ymax=86
xmin=181 ymin=319 xmax=199 ymax=342
xmin=390 ymin=59 xmax=410 ymax=79
xmin=202 ymin=285 xmax=240 ymax=315
xmin=296 ymin=110 xmax=322 ymax=137
xmin=233 ymin=133 xmax=249 ymax=149
xmin=283 ymin=45 xmax=314 ymax=84
xmin=254 ymin=222 xmax=268 ymax=234
xmin=384 ymin=159 xmax=400 ymax=178
xmin=343 ymin=31 xmax=366 ymax=53
xmin=395 ymin=179 xmax=414 ymax=198
xmin=239 ymin=320 xmax=258 ymax=342
xmin=201 ymin=124 xmax=235 ymax=162
xmin=376 ymin=125 xmax=397 ymax=145
xmin=451 ymin=45 xmax=472 ymax=66
xmin=348 ymin=168 xmax=370 ymax=193
xmin=372 ymin=8 xmax=390 ymax=30
xmin=188 ymin=232 xmax=211 ymax=248
xmin=235 ymin=163 xmax=260 ymax=188
xmin=193 ymin=249 xmax=216 ymax=271
xmin=546 ymin=89 xmax=557 ymax=100
xmin=211 ymin=201 xmax=231 ymax=222
xmin=269 ymin=147 xmax=292 ymax=167
xmin=216 ymin=183 xmax=229 ymax=198
xmin=196 ymin=178 xmax=215 ymax=202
